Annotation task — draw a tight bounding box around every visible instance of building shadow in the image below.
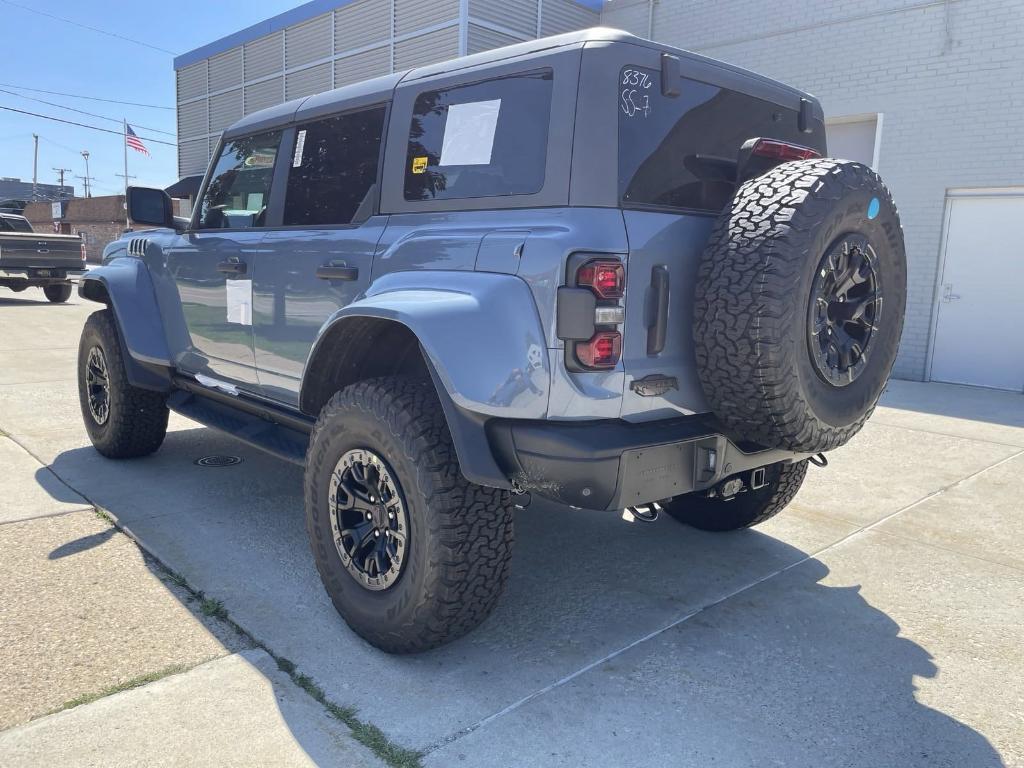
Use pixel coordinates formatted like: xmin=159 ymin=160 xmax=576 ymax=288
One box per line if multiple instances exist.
xmin=30 ymin=428 xmax=1007 ymax=767
xmin=880 ymin=379 xmax=1024 ymax=429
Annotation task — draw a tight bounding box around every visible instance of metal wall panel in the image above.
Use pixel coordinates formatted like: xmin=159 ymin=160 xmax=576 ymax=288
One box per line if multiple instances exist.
xmin=394 ymin=0 xmax=459 ymax=36
xmin=286 ymin=62 xmax=332 ymax=99
xmin=177 ymin=99 xmax=208 ymax=140
xmin=208 ymin=89 xmax=243 ymax=132
xmin=208 ymin=47 xmax=243 ymax=92
xmin=178 ymin=138 xmax=209 ymax=177
xmin=467 ymin=24 xmax=523 ymax=54
xmin=335 ymin=0 xmax=390 ymax=53
xmin=470 ymin=0 xmax=536 ymax=38
xmin=394 ymin=26 xmax=460 ymax=69
xmin=177 ymin=61 xmax=207 ymax=101
xmin=334 ymin=46 xmax=392 ymax=88
xmin=244 ymin=77 xmax=284 ymax=115
xmin=244 ymin=31 xmax=284 ymax=80
xmin=285 ymin=13 xmax=333 ymax=69
xmin=541 ymin=0 xmax=598 ymax=36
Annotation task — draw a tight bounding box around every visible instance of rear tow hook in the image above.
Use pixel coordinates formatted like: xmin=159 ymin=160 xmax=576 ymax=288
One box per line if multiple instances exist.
xmin=809 ymin=453 xmax=829 ymax=468
xmin=622 ymin=503 xmax=661 ymax=523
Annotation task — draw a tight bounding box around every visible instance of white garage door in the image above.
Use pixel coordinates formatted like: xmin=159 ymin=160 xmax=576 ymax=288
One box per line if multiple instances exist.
xmin=929 ymin=193 xmax=1024 ymax=391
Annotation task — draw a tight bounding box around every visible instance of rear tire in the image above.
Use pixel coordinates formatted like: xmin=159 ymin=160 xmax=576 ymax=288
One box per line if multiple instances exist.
xmin=78 ymin=309 xmax=168 ymax=458
xmin=663 ymin=460 xmax=808 ymax=532
xmin=44 ymin=284 xmax=73 ymax=303
xmin=304 ymin=376 xmax=514 ymax=653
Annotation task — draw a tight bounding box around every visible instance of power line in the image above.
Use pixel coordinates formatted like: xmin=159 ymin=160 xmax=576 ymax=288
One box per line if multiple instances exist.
xmin=0 ymin=0 xmax=179 ymax=56
xmin=0 ymin=105 xmax=176 ymax=147
xmin=0 ymin=87 xmax=176 ymax=136
xmin=0 ymin=82 xmax=174 ymax=111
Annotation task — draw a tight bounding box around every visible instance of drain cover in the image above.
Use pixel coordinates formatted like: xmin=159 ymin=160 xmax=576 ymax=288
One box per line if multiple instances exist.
xmin=194 ymin=455 xmax=243 ymax=467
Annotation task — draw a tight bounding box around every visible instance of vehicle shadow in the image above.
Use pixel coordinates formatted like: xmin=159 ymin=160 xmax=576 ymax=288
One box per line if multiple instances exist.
xmin=35 ymin=428 xmax=1005 ymax=767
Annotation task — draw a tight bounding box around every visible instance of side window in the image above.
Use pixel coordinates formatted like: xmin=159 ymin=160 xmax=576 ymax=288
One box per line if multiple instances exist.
xmin=283 ymin=106 xmax=386 ymax=226
xmin=197 ymin=131 xmax=281 ymax=230
xmin=404 ymin=70 xmax=553 ymax=202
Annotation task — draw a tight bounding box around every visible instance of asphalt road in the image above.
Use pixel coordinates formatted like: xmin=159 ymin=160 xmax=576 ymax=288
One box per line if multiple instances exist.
xmin=0 ymin=287 xmax=1021 ymax=767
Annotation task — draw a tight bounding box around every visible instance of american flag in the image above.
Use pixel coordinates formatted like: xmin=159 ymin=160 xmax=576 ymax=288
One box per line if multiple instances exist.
xmin=125 ymin=124 xmax=150 ymax=156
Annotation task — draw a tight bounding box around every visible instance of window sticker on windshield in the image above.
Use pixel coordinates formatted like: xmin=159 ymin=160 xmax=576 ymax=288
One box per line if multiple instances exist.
xmin=292 ymin=130 xmax=307 ymax=167
xmin=411 ymin=156 xmax=428 ymax=174
xmin=439 ymin=99 xmax=500 ymax=166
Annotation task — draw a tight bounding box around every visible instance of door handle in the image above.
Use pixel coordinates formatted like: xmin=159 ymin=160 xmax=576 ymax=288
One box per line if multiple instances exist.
xmin=316 ymin=263 xmax=359 ymax=281
xmin=647 ymin=265 xmax=670 ymax=355
xmin=217 ymin=260 xmax=247 ymax=275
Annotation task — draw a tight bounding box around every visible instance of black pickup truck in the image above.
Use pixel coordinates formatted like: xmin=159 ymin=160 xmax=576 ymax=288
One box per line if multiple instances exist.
xmin=0 ymin=213 xmax=86 ymax=302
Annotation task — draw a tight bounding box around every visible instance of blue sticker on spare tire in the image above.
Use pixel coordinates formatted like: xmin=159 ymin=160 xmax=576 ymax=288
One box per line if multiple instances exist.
xmin=867 ymin=197 xmax=880 ymax=219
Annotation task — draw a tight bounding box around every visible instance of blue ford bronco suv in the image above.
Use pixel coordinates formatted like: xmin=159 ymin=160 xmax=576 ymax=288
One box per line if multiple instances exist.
xmin=77 ymin=29 xmax=906 ymax=653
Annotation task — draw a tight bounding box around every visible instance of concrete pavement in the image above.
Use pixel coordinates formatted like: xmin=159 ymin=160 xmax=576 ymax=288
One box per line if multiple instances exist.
xmin=0 ymin=286 xmax=1021 ymax=767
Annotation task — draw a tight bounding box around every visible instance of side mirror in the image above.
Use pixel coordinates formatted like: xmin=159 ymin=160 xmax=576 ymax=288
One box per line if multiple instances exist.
xmin=127 ymin=186 xmax=175 ymax=229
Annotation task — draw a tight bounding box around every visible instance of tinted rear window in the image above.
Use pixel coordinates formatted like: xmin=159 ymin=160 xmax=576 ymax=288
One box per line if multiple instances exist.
xmin=404 ymin=70 xmax=553 ymax=201
xmin=619 ymin=66 xmax=817 ymax=213
xmin=1 ymin=215 xmax=31 ymax=232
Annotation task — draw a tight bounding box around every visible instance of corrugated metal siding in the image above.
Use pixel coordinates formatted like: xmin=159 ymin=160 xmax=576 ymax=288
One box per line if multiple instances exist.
xmin=470 ymin=0 xmax=536 ymax=38
xmin=286 ymin=62 xmax=332 ymax=99
xmin=178 ymin=139 xmax=208 ymax=177
xmin=177 ymin=61 xmax=207 ymax=101
xmin=467 ymin=24 xmax=522 ymax=54
xmin=394 ymin=26 xmax=460 ymax=69
xmin=177 ymin=99 xmax=208 ymax=140
xmin=334 ymin=46 xmax=391 ymax=88
xmin=208 ymin=47 xmax=243 ymax=92
xmin=244 ymin=77 xmax=284 ymax=115
xmin=244 ymin=31 xmax=283 ymax=80
xmin=208 ymin=89 xmax=243 ymax=132
xmin=541 ymin=0 xmax=598 ymax=36
xmin=335 ymin=0 xmax=390 ymax=53
xmin=285 ymin=13 xmax=332 ymax=69
xmin=394 ymin=0 xmax=459 ymax=36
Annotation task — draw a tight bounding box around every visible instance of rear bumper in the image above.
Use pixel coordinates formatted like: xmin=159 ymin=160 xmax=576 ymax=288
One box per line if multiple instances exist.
xmin=488 ymin=414 xmax=811 ymax=511
xmin=0 ymin=267 xmax=85 ymax=284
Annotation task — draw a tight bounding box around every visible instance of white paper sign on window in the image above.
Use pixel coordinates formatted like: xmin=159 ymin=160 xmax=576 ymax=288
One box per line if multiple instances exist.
xmin=439 ymin=99 xmax=501 ymax=166
xmin=225 ymin=279 xmax=252 ymax=326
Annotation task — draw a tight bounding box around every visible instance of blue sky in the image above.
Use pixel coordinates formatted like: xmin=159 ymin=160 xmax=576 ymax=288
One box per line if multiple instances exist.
xmin=0 ymin=0 xmax=299 ymax=196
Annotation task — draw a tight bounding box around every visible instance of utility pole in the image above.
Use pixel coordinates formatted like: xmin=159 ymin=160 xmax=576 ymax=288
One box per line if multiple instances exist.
xmin=79 ymin=150 xmax=93 ymax=197
xmin=32 ymin=134 xmax=38 ymax=200
xmin=52 ymin=167 xmax=73 ymax=199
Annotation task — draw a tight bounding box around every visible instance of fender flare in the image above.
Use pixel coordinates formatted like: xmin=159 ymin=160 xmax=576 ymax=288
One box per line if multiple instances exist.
xmin=301 ymin=271 xmax=552 ymax=488
xmin=79 ymin=257 xmax=172 ymax=391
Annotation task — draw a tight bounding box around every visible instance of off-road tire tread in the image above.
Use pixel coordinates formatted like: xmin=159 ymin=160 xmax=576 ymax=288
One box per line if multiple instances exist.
xmin=306 ymin=377 xmax=513 ymax=653
xmin=44 ymin=283 xmax=73 ymax=303
xmin=79 ymin=309 xmax=168 ymax=458
xmin=695 ymin=159 xmax=903 ymax=452
xmin=666 ymin=460 xmax=809 ymax=531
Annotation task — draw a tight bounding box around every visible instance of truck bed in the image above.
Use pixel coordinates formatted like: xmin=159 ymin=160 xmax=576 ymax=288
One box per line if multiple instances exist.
xmin=0 ymin=231 xmax=84 ymax=271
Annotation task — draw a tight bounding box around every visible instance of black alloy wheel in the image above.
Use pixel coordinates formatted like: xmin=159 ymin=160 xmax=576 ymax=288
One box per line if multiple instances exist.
xmin=85 ymin=345 xmax=110 ymax=425
xmin=808 ymin=234 xmax=882 ymax=387
xmin=329 ymin=448 xmax=409 ymax=591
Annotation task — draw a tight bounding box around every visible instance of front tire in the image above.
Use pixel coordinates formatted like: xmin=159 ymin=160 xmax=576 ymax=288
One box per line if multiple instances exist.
xmin=44 ymin=284 xmax=73 ymax=303
xmin=663 ymin=460 xmax=808 ymax=532
xmin=78 ymin=309 xmax=168 ymax=458
xmin=305 ymin=377 xmax=514 ymax=653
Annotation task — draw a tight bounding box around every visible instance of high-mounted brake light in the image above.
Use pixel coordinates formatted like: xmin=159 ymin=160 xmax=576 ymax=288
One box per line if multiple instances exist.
xmin=751 ymin=138 xmax=820 ymax=162
xmin=575 ymin=330 xmax=621 ymax=370
xmin=576 ymin=259 xmax=625 ymax=300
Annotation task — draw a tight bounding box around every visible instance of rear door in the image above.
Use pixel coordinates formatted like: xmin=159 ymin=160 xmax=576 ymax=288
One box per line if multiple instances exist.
xmin=165 ymin=130 xmax=282 ymax=392
xmin=253 ymin=106 xmax=388 ymax=406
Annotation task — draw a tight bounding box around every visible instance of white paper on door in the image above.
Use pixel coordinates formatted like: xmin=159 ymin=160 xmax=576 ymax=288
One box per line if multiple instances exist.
xmin=439 ymin=99 xmax=501 ymax=166
xmin=225 ymin=279 xmax=252 ymax=326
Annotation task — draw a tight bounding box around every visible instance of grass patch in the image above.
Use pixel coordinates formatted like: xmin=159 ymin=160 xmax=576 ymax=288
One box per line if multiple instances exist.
xmin=199 ymin=597 xmax=228 ymax=620
xmin=51 ymin=663 xmax=194 ymax=715
xmin=93 ymin=508 xmax=114 ymax=524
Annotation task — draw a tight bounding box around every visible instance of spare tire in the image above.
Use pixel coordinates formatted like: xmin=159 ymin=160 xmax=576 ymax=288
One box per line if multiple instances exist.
xmin=694 ymin=159 xmax=906 ymax=453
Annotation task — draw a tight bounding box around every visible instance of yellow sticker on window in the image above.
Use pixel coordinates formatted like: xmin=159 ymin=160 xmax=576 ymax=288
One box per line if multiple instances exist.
xmin=411 ymin=156 xmax=428 ymax=174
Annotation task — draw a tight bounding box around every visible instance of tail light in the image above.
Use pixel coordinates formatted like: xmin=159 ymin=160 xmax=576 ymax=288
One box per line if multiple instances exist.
xmin=576 ymin=259 xmax=625 ymax=300
xmin=750 ymin=138 xmax=820 ymax=162
xmin=575 ymin=331 xmax=621 ymax=369
xmin=80 ymin=242 xmax=87 ymax=263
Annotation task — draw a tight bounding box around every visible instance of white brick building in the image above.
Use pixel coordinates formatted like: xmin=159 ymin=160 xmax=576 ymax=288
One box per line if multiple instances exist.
xmin=603 ymin=0 xmax=1024 ymax=386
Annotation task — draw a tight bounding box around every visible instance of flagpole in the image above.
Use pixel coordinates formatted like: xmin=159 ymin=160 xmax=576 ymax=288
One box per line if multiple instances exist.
xmin=123 ymin=118 xmax=129 ymax=230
